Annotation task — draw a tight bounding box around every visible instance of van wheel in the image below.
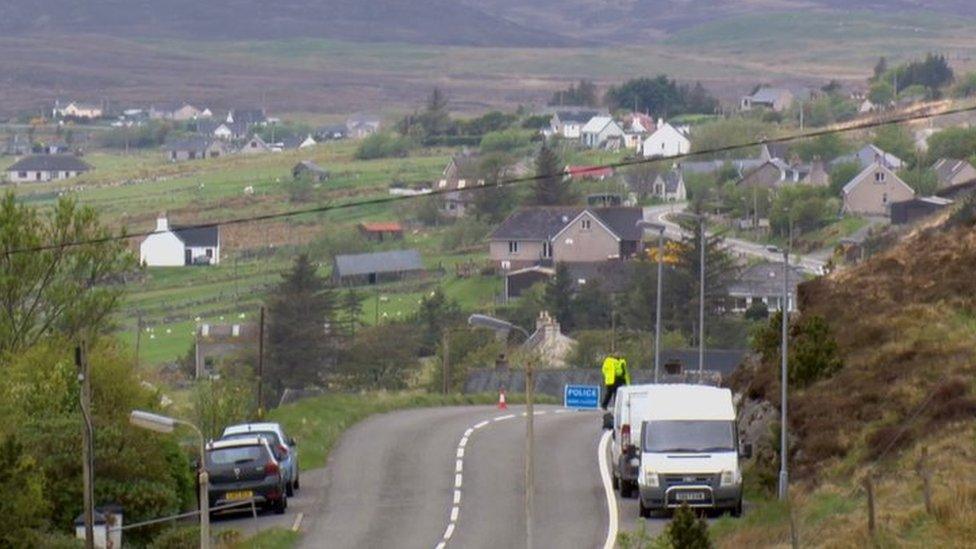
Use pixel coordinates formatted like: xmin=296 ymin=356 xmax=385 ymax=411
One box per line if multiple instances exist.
xmin=620 ymin=481 xmax=633 ymax=498
xmin=294 ymin=474 xmax=300 ymax=491
xmin=286 ymin=481 xmax=295 ymax=497
xmin=638 ymin=498 xmax=651 ymax=519
xmin=731 ymin=499 xmax=743 ymax=518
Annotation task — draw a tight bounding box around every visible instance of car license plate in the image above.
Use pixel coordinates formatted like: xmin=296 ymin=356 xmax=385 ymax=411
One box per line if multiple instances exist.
xmin=675 ymin=491 xmax=706 ymax=501
xmin=225 ymin=490 xmax=253 ymax=501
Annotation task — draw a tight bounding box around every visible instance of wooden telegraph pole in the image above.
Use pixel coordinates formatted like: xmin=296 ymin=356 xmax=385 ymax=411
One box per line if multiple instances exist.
xmin=442 ymin=331 xmax=450 ymax=395
xmin=257 ymin=306 xmax=265 ymax=418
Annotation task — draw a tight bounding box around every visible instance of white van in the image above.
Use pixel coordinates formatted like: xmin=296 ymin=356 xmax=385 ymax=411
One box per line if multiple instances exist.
xmin=636 ymin=384 xmax=747 ymax=517
xmin=608 ymin=384 xmax=655 ymax=498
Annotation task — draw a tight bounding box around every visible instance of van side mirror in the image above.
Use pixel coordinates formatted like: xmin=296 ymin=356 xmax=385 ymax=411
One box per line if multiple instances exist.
xmin=289 ymin=438 xmax=297 ymax=447
xmin=602 ymin=412 xmax=613 ymax=431
xmin=740 ymin=443 xmax=753 ymax=459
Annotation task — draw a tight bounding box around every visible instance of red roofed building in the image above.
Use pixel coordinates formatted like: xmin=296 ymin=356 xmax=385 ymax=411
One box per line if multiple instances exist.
xmin=566 ymin=165 xmax=614 ymax=180
xmin=358 ymin=222 xmax=404 ymax=242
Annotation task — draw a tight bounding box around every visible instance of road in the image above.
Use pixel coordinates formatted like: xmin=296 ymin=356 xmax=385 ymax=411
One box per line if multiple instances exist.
xmin=643 ymin=203 xmax=827 ymax=275
xmin=298 ymin=405 xmax=635 ymax=549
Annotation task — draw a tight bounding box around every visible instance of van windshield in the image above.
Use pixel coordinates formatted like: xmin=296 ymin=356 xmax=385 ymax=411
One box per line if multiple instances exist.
xmin=642 ymin=420 xmax=735 ymax=453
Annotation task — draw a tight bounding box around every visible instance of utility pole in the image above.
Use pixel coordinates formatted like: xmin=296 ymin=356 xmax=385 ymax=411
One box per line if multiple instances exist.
xmin=76 ymin=344 xmax=94 ymax=549
xmin=524 ymin=355 xmax=535 ymax=549
xmin=698 ymin=218 xmax=706 ymax=383
xmin=257 ymin=306 xmax=265 ymax=418
xmin=134 ymin=312 xmax=143 ymax=369
xmin=778 ymin=222 xmax=792 ymax=501
xmin=654 ymin=226 xmax=664 ymax=383
xmin=442 ymin=331 xmax=450 ymax=395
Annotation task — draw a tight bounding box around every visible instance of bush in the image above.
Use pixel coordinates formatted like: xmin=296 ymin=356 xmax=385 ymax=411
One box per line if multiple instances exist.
xmin=355 ymin=132 xmax=415 ymax=159
xmin=744 ymin=301 xmax=769 ymax=321
xmin=149 ymin=526 xmax=199 ymax=549
xmin=664 ymin=503 xmax=712 ymax=548
xmin=479 ymin=129 xmax=532 ymax=154
xmin=753 ymin=313 xmax=843 ymax=388
xmin=440 ymin=219 xmax=491 ymax=252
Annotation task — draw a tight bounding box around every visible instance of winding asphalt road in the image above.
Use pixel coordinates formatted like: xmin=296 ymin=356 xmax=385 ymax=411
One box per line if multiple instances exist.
xmin=298 ymin=405 xmax=638 ymax=549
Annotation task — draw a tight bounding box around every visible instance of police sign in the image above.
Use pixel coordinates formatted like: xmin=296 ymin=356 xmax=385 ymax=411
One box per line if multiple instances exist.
xmin=564 ymin=384 xmax=600 ymax=410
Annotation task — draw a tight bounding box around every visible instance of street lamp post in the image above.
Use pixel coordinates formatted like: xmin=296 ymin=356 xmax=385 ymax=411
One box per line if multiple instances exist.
xmin=698 ymin=218 xmax=706 ymax=383
xmin=637 ymin=221 xmax=667 ymax=383
xmin=778 ymin=223 xmax=793 ymax=501
xmin=130 ymin=411 xmax=210 ymax=549
xmin=467 ymin=314 xmax=533 ymax=548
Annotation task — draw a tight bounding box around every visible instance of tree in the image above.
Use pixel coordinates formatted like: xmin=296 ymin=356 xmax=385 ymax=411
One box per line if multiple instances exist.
xmin=265 ymin=254 xmax=338 ymax=396
xmin=664 ymin=503 xmax=712 ymax=549
xmin=605 ymin=75 xmax=717 ymax=116
xmin=339 ymin=323 xmax=420 ymax=390
xmin=418 ymin=87 xmax=451 ymax=138
xmin=338 ymin=290 xmax=365 ymax=338
xmin=691 ymin=118 xmax=777 ymax=160
xmin=355 ymin=132 xmax=414 ymax=159
xmin=471 ymin=153 xmax=517 ymax=223
xmin=925 ymin=127 xmax=976 ymax=161
xmin=829 ymin=161 xmax=862 ymax=196
xmin=545 ymin=264 xmax=576 ymax=331
xmin=413 ymin=288 xmax=462 ymax=355
xmin=0 ymin=436 xmax=49 ymax=546
xmin=572 ymin=281 xmax=613 ymax=330
xmin=868 ymin=81 xmax=894 ymax=105
xmin=530 ymin=144 xmax=574 ymax=205
xmin=0 ymin=193 xmax=136 ymax=357
xmin=872 ymin=57 xmax=888 ymax=82
xmin=548 ymin=80 xmax=598 ymax=107
xmin=952 ymin=72 xmax=976 ymax=98
xmin=754 ymin=313 xmax=843 ymax=388
xmin=899 ymin=166 xmax=939 ymax=195
xmin=672 ymin=216 xmax=738 ymax=344
xmin=874 ymin=125 xmax=916 ymax=166
xmin=794 ymin=133 xmax=849 ymax=162
xmin=770 ymin=186 xmax=833 ymax=236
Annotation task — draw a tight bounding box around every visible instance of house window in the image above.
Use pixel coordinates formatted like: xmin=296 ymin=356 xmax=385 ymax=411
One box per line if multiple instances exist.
xmin=883 ymin=192 xmax=888 ymax=204
xmin=874 ymin=171 xmax=886 ymax=183
xmin=17 ymin=171 xmax=26 ymax=179
xmin=211 ymin=151 xmax=220 ymax=158
xmin=542 ymin=241 xmax=552 ymax=258
xmin=189 ymin=151 xmax=197 ymax=160
xmin=581 ymin=219 xmax=592 ymax=230
xmin=508 ymin=241 xmax=519 ymax=254
xmin=205 ymin=248 xmax=213 ymax=258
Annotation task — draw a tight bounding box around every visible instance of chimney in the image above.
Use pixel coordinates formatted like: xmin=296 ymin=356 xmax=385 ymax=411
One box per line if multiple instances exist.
xmin=155 ymin=213 xmax=169 ymax=232
xmin=658 ymin=118 xmax=664 ymax=128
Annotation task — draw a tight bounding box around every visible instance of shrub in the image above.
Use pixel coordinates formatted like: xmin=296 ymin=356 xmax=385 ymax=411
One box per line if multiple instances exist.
xmin=664 ymin=503 xmax=712 ymax=548
xmin=745 ymin=301 xmax=769 ymax=321
xmin=479 ymin=129 xmax=532 ymax=154
xmin=149 ymin=526 xmax=199 ymax=549
xmin=355 ymin=132 xmax=415 ymax=159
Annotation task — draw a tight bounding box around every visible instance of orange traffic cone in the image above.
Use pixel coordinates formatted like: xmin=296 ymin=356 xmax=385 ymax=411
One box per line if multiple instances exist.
xmin=497 ymin=388 xmax=508 ymax=410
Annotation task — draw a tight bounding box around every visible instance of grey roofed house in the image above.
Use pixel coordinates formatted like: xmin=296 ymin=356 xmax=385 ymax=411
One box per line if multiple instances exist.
xmin=315 ymin=125 xmax=348 ymax=140
xmin=332 ymin=249 xmax=424 ymax=284
xmin=680 ymin=158 xmax=764 ymax=176
xmin=834 ymin=144 xmax=904 ymax=170
xmin=727 ymin=261 xmax=804 ymax=313
xmin=489 ymin=206 xmax=643 ymax=242
xmin=932 ymin=158 xmax=976 ymax=188
xmin=293 ymin=160 xmax=329 ymax=181
xmin=489 ymin=207 xmax=583 ymax=241
xmin=162 ymin=136 xmax=213 ymax=151
xmin=6 ymin=154 xmax=92 ymax=173
xmin=172 ymin=224 xmax=219 ymax=247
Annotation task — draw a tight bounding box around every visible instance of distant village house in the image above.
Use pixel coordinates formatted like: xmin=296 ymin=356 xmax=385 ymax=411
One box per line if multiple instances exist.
xmin=139 ymin=215 xmax=220 ymax=267
xmin=5 ymin=154 xmax=92 ymax=183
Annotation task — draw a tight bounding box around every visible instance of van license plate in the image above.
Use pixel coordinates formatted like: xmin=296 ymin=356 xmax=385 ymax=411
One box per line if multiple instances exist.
xmin=675 ymin=491 xmax=706 ymax=501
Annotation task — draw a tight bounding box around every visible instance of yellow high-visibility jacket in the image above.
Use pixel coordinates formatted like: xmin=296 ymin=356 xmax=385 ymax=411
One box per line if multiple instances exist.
xmin=601 ymin=356 xmax=618 ymax=385
xmin=615 ymin=358 xmax=632 ymax=385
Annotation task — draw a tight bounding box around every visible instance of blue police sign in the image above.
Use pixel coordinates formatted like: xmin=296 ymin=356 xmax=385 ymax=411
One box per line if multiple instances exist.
xmin=564 ymin=384 xmax=601 ymax=410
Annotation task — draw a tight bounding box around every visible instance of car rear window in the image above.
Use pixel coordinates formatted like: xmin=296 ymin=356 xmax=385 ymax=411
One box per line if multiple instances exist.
xmin=223 ymin=431 xmax=281 ymax=446
xmin=208 ymin=446 xmax=266 ymax=465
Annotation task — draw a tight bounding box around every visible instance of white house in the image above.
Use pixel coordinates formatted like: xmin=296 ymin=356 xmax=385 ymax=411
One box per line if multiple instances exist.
xmin=5 ymin=155 xmax=92 ymax=183
xmin=54 ymin=101 xmax=103 ymax=120
xmin=740 ymin=88 xmax=794 ymax=112
xmin=580 ymin=116 xmax=625 ymax=149
xmin=550 ymin=110 xmax=602 ymax=139
xmin=653 ymin=169 xmax=687 ymax=202
xmin=641 ymin=122 xmax=691 ymax=158
xmin=140 ymin=215 xmax=220 ymax=267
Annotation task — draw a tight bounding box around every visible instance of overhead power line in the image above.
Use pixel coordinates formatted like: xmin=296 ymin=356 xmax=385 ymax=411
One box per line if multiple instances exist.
xmin=6 ymin=101 xmax=976 ymax=256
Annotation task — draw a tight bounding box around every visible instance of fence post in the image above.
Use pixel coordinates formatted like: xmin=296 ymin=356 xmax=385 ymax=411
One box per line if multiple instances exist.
xmin=863 ymin=475 xmax=876 ymax=537
xmin=916 ymin=446 xmax=933 ymax=515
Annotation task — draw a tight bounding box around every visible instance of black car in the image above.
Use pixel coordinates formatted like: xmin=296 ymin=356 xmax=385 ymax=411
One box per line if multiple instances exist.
xmin=206 ymin=437 xmax=288 ymax=515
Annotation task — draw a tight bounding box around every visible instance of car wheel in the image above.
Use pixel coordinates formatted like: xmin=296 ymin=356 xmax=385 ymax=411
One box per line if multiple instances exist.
xmin=274 ymin=494 xmax=287 ymax=515
xmin=294 ymin=473 xmax=300 ymax=491
xmin=286 ymin=480 xmax=295 ymax=497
